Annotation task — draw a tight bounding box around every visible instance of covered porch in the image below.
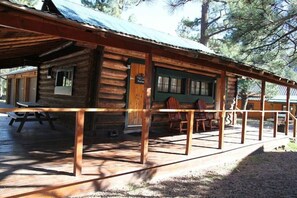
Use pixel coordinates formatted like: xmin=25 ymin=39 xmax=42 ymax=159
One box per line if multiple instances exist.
xmin=0 ymin=1 xmax=297 ymax=197
xmin=0 ymin=110 xmax=293 ymax=197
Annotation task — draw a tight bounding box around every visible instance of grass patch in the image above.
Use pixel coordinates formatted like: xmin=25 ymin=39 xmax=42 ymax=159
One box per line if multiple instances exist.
xmin=287 ymin=138 xmax=297 ymax=151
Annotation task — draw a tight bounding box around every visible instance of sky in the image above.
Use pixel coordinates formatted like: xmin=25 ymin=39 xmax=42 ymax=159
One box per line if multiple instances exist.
xmin=121 ymin=1 xmax=199 ymax=36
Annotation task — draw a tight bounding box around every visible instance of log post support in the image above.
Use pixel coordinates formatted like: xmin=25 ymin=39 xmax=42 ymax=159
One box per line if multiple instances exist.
xmin=273 ymin=112 xmax=278 ymax=138
xmin=241 ymin=111 xmax=247 ymax=144
xmin=74 ymin=110 xmax=85 ymax=176
xmin=140 ymin=52 xmax=152 ymax=164
xmin=259 ymin=80 xmax=265 ymax=141
xmin=285 ymin=87 xmax=290 ymax=135
xmin=186 ymin=110 xmax=194 ymax=155
xmin=219 ymin=70 xmax=226 ymax=149
xmin=293 ymin=119 xmax=297 ymax=138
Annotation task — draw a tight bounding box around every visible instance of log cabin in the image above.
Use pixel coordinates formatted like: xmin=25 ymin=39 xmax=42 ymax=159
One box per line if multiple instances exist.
xmin=0 ymin=0 xmax=296 ymax=139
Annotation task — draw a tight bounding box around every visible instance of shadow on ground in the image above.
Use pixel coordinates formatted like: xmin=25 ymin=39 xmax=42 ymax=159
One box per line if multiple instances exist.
xmin=81 ymin=146 xmax=297 ymax=197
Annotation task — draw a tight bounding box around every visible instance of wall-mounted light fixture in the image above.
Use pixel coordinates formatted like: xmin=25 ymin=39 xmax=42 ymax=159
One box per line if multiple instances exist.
xmin=47 ymin=67 xmax=52 ymax=79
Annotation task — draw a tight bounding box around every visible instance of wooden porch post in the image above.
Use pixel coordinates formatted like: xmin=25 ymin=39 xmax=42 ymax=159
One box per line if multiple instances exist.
xmin=141 ymin=52 xmax=152 ymax=164
xmin=74 ymin=110 xmax=85 ymax=176
xmin=241 ymin=111 xmax=247 ymax=144
xmin=219 ymin=70 xmax=226 ymax=149
xmin=273 ymin=112 xmax=278 ymax=138
xmin=293 ymin=119 xmax=297 ymax=138
xmin=185 ymin=111 xmax=194 ymax=155
xmin=259 ymin=80 xmax=265 ymax=141
xmin=285 ymin=87 xmax=291 ymax=135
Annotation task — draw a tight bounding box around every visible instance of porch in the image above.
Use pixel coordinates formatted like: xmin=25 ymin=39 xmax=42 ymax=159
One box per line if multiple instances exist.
xmin=0 ymin=111 xmax=292 ymax=198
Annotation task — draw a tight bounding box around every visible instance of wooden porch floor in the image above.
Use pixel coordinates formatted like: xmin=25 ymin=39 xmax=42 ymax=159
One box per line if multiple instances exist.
xmin=0 ymin=113 xmax=291 ymax=198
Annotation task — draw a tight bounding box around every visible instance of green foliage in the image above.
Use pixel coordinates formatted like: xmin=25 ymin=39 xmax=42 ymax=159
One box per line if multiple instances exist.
xmin=174 ymin=0 xmax=230 ymax=45
xmin=227 ymin=0 xmax=297 ymax=68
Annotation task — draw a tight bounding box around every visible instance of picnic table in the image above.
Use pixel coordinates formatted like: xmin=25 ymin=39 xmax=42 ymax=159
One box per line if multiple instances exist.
xmin=8 ymin=102 xmax=56 ymax=133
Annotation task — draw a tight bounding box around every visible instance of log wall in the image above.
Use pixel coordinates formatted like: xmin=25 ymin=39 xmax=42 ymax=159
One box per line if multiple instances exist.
xmin=225 ymin=76 xmax=237 ymax=124
xmin=94 ymin=47 xmax=238 ymax=133
xmin=94 ymin=49 xmax=129 ymax=133
xmin=226 ymin=76 xmax=237 ymax=110
xmin=37 ymin=46 xmax=238 ymax=134
xmin=38 ymin=49 xmax=94 ymax=129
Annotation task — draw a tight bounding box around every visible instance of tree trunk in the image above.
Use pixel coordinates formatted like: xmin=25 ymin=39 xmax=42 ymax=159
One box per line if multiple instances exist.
xmin=241 ymin=96 xmax=249 ymax=110
xmin=200 ymin=0 xmax=210 ymax=45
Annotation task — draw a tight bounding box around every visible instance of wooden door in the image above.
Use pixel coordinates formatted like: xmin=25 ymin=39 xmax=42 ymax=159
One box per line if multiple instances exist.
xmin=128 ymin=63 xmax=145 ymax=126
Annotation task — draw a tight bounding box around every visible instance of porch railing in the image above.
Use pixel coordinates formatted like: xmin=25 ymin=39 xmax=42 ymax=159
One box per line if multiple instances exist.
xmin=0 ymin=107 xmax=296 ymax=176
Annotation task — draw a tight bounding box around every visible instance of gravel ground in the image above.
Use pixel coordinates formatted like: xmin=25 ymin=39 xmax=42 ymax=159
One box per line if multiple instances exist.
xmin=74 ymin=140 xmax=297 ymax=198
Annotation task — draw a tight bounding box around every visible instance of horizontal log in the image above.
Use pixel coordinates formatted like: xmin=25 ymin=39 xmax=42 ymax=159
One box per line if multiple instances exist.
xmin=40 ymin=59 xmax=90 ymax=73
xmin=43 ymin=49 xmax=91 ymax=64
xmin=152 ymin=115 xmax=169 ymax=122
xmin=38 ymin=97 xmax=86 ymax=107
xmin=41 ymin=61 xmax=90 ymax=73
xmin=99 ymin=85 xmax=126 ymax=95
xmin=95 ymin=115 xmax=125 ymax=124
xmin=105 ymin=46 xmax=145 ymax=59
xmin=104 ymin=52 xmax=128 ymax=62
xmin=154 ymin=56 xmax=221 ymax=75
xmin=39 ymin=80 xmax=54 ymax=86
xmin=93 ymin=112 xmax=124 ymax=116
xmin=98 ymin=93 xmax=125 ymax=100
xmin=97 ymin=100 xmax=126 ymax=108
xmin=101 ymin=68 xmax=127 ymax=80
xmin=39 ymin=86 xmax=55 ymax=91
xmin=103 ymin=59 xmax=128 ymax=71
xmin=94 ymin=123 xmax=124 ymax=130
xmin=228 ymin=77 xmax=237 ymax=82
xmin=100 ymin=78 xmax=126 ymax=87
xmin=155 ymin=62 xmax=217 ymax=77
xmin=152 ymin=102 xmax=166 ymax=109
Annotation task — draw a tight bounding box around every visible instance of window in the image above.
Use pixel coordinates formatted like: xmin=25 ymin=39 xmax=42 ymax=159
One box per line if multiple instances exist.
xmin=170 ymin=77 xmax=182 ymax=93
xmin=200 ymin=82 xmax=209 ymax=96
xmin=54 ymin=67 xmax=74 ymax=96
xmin=157 ymin=75 xmax=184 ymax=94
xmin=157 ymin=76 xmax=169 ymax=92
xmin=190 ymin=80 xmax=200 ymax=95
xmin=190 ymin=80 xmax=211 ymax=96
xmin=155 ymin=68 xmax=215 ymax=102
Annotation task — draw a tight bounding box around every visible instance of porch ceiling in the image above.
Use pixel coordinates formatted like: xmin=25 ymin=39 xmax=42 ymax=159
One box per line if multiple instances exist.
xmin=0 ymin=26 xmax=65 ymax=68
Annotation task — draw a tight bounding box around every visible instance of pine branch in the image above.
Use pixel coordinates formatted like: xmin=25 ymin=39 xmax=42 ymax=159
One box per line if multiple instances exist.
xmin=248 ymin=27 xmax=297 ymax=51
xmin=207 ymin=26 xmax=234 ymax=38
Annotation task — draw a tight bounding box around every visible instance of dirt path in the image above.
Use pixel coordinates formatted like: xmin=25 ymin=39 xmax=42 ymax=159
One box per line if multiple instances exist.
xmin=75 ymin=142 xmax=297 ymax=197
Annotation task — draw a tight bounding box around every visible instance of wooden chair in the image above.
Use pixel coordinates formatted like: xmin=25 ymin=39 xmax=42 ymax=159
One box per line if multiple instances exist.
xmin=196 ymin=99 xmax=219 ymax=130
xmin=166 ymin=97 xmax=188 ymax=133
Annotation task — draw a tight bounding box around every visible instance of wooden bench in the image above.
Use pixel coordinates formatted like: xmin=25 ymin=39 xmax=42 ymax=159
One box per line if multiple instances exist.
xmin=8 ymin=112 xmax=57 ymax=133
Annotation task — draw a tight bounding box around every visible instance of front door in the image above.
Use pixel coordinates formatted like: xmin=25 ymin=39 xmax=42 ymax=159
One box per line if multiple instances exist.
xmin=127 ymin=63 xmax=145 ymax=126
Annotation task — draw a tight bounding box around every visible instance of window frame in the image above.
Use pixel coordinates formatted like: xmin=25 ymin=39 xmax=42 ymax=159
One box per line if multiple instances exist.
xmin=154 ymin=67 xmax=216 ymax=103
xmin=190 ymin=80 xmax=212 ymax=96
xmin=54 ymin=67 xmax=74 ymax=96
xmin=157 ymin=75 xmax=185 ymax=94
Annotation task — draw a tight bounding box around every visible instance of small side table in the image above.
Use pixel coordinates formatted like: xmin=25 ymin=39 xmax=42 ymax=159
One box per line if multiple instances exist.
xmin=195 ymin=118 xmax=206 ymax=132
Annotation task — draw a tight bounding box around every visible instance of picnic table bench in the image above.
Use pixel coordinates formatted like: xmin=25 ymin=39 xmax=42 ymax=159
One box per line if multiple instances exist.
xmin=8 ymin=102 xmax=57 ymax=133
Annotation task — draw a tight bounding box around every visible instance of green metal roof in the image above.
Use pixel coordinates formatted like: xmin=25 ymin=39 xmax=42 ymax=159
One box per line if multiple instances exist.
xmin=45 ymin=0 xmax=214 ymax=54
